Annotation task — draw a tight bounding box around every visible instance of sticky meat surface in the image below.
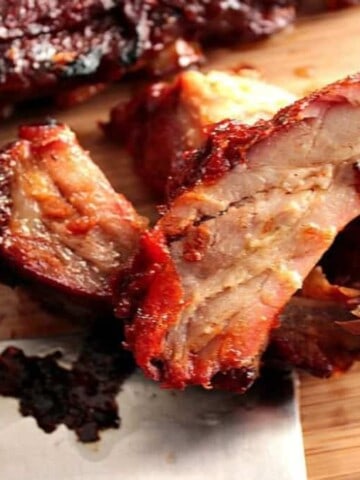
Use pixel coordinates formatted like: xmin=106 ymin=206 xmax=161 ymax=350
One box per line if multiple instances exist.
xmin=327 ymin=0 xmax=360 ymax=8
xmin=0 ymin=0 xmax=117 ymax=40
xmin=0 ymin=122 xmax=146 ymax=305
xmin=0 ymin=1 xmax=295 ymax=110
xmin=120 ymin=74 xmax=360 ymax=391
xmin=0 ymin=18 xmax=128 ymax=105
xmin=105 ymin=70 xmax=295 ymax=197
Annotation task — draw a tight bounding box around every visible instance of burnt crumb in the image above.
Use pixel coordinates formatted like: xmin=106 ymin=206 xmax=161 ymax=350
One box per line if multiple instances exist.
xmin=0 ymin=318 xmax=136 ymax=443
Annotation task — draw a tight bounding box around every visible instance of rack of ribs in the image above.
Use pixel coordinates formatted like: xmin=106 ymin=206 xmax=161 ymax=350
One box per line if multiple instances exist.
xmin=0 ymin=1 xmax=296 ymax=115
xmin=0 ymin=121 xmax=147 ymax=309
xmin=2 ymin=1 xmax=360 ymax=116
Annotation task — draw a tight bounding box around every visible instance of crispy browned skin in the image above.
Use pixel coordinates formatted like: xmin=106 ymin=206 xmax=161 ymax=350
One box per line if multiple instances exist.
xmin=117 ymin=74 xmax=360 ymax=392
xmin=104 ymin=70 xmax=295 ymax=198
xmin=0 ymin=1 xmax=295 ymax=110
xmin=0 ymin=122 xmax=146 ymax=306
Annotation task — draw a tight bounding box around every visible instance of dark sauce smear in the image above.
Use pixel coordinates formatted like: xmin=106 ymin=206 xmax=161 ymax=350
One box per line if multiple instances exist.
xmin=0 ymin=319 xmax=136 ymax=442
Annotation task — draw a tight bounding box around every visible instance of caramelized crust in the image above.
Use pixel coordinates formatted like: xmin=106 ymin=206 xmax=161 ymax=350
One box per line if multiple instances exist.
xmin=176 ymin=74 xmax=360 ymax=196
xmin=119 ymin=74 xmax=360 ymax=391
xmin=0 ymin=18 xmax=128 ymax=105
xmin=327 ymin=0 xmax=360 ymax=7
xmin=0 ymin=122 xmax=146 ymax=305
xmin=0 ymin=0 xmax=116 ymax=40
xmin=0 ymin=1 xmax=295 ymax=110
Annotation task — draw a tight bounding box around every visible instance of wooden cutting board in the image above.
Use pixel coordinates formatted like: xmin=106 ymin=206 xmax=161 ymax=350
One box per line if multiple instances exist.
xmin=0 ymin=6 xmax=360 ymax=480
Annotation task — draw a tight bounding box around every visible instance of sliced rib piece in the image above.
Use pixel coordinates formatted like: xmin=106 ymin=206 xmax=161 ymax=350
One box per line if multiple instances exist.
xmin=105 ymin=70 xmax=295 ymax=198
xmin=119 ymin=74 xmax=360 ymax=391
xmin=0 ymin=122 xmax=146 ymax=306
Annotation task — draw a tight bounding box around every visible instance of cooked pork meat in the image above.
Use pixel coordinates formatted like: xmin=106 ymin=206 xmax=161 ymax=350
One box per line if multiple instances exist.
xmin=0 ymin=1 xmax=295 ymax=112
xmin=326 ymin=0 xmax=360 ymax=8
xmin=0 ymin=122 xmax=146 ymax=306
xmin=0 ymin=0 xmax=117 ymax=41
xmin=267 ymin=265 xmax=360 ymax=376
xmin=301 ymin=0 xmax=359 ymax=12
xmin=117 ymin=74 xmax=360 ymax=391
xmin=269 ymin=295 xmax=360 ymax=377
xmin=2 ymin=0 xmax=356 ymax=115
xmin=105 ymin=70 xmax=295 ymax=197
xmin=0 ymin=17 xmax=128 ymax=107
xmin=0 ymin=18 xmax=201 ymax=112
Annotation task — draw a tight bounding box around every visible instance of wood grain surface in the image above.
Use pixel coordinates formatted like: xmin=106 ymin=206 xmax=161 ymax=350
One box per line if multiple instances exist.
xmin=0 ymin=6 xmax=360 ymax=479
